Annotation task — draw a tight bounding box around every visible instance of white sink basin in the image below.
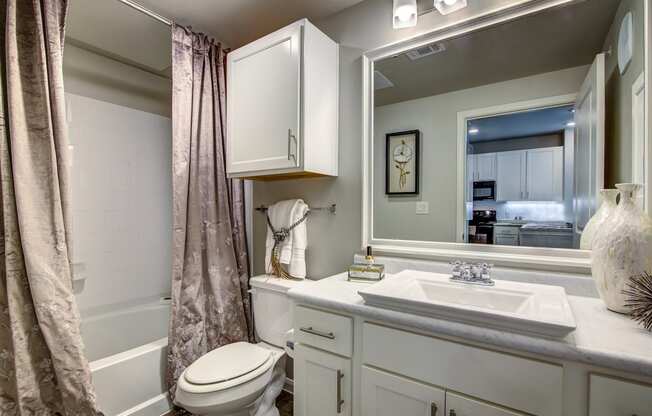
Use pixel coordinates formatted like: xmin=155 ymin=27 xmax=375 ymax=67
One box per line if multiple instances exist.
xmin=358 ymin=270 xmax=576 ymax=339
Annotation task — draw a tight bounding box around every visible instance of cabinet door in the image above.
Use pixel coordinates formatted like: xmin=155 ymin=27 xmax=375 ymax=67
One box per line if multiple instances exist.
xmin=475 ymin=153 xmax=497 ymax=181
xmin=496 ymin=150 xmax=525 ymax=201
xmin=446 ymin=392 xmax=526 ymax=416
xmin=526 ymin=147 xmax=563 ymax=201
xmin=227 ymin=24 xmax=302 ymax=174
xmin=589 ymin=374 xmax=652 ymax=416
xmin=361 ymin=366 xmax=445 ymax=416
xmin=294 ymin=344 xmax=351 ymax=416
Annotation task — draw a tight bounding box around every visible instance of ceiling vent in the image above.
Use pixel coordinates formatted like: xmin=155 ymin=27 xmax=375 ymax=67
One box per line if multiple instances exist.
xmin=405 ymin=43 xmax=446 ymax=60
xmin=374 ymin=70 xmax=394 ymax=90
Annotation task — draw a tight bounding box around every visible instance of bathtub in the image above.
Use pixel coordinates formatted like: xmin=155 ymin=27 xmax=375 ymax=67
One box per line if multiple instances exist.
xmin=82 ymin=299 xmax=172 ymax=416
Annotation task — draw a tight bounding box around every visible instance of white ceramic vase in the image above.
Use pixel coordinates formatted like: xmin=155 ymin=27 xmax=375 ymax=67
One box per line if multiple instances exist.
xmin=580 ymin=189 xmax=619 ymax=250
xmin=591 ymin=184 xmax=652 ymax=313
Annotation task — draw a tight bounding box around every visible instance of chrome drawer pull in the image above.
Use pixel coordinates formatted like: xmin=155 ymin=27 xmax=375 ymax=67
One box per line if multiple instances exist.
xmin=336 ymin=370 xmax=344 ymax=413
xmin=300 ymin=326 xmax=335 ymax=339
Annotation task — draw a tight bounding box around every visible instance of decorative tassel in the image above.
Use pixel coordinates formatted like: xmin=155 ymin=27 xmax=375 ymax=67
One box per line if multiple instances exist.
xmin=269 ymin=244 xmax=293 ymax=280
xmin=623 ymin=272 xmax=652 ymax=331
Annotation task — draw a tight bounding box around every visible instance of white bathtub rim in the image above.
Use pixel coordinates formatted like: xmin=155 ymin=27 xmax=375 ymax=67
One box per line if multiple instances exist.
xmin=83 ymin=297 xmax=171 ymax=324
xmin=91 ymin=337 xmax=168 ymax=372
xmin=115 ymin=393 xmax=172 ymax=416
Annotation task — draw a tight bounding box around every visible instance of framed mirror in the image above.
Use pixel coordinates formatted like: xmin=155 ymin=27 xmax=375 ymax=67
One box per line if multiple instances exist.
xmin=362 ymin=0 xmax=649 ymax=273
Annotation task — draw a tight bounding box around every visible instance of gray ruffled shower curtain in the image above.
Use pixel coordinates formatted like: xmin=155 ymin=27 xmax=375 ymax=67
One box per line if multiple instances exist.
xmin=166 ymin=24 xmax=252 ymax=405
xmin=0 ymin=0 xmax=102 ymax=415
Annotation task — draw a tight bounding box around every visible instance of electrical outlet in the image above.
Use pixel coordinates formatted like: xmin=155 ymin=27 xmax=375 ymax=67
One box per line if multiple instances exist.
xmin=416 ymin=201 xmax=429 ymax=214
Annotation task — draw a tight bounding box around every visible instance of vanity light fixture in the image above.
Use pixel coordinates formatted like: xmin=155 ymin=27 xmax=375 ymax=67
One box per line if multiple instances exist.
xmin=468 ymin=127 xmax=479 ymax=134
xmin=434 ymin=0 xmax=467 ymax=15
xmin=393 ymin=0 xmax=418 ymax=29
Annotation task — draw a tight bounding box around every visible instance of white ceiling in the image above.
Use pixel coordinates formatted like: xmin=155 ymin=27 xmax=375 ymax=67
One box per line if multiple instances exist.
xmin=133 ymin=0 xmax=365 ymax=48
xmin=67 ymin=0 xmax=364 ymax=75
xmin=375 ymin=0 xmax=621 ymax=106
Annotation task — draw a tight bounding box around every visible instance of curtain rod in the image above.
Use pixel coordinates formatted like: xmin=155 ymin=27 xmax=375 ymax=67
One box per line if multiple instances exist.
xmin=115 ymin=0 xmax=173 ymax=27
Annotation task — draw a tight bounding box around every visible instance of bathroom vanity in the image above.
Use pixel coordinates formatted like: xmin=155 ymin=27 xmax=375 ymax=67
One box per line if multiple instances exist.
xmin=289 ymin=272 xmax=652 ymax=416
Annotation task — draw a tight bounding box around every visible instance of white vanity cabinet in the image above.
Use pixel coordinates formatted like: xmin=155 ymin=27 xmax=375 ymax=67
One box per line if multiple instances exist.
xmin=588 ymin=374 xmax=652 ymax=416
xmin=294 ymin=344 xmax=351 ymax=416
xmin=361 ymin=366 xmax=445 ymax=416
xmin=226 ymin=19 xmax=339 ymax=179
xmin=445 ymin=392 xmax=525 ymax=416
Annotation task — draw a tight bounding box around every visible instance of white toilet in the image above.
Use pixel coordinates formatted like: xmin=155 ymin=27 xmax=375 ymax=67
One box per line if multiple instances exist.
xmin=174 ymin=276 xmax=304 ymax=416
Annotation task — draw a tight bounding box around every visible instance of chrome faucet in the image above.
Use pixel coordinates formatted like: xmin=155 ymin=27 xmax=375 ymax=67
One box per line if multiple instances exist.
xmin=449 ymin=260 xmax=495 ymax=286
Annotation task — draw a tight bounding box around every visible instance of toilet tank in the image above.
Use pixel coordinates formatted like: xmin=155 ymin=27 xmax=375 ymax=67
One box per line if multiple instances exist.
xmin=250 ymin=275 xmax=305 ymax=348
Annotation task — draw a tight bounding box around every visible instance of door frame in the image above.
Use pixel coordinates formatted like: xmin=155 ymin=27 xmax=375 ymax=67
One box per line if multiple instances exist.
xmin=455 ymin=94 xmax=577 ymax=243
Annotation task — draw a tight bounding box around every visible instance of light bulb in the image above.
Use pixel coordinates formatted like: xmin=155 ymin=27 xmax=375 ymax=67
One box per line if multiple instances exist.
xmin=443 ymin=0 xmax=458 ymax=5
xmin=395 ymin=5 xmax=415 ymax=22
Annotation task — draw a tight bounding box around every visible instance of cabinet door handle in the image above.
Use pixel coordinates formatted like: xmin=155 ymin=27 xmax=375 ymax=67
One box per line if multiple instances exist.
xmin=299 ymin=326 xmax=335 ymax=339
xmin=430 ymin=403 xmax=438 ymax=416
xmin=336 ymin=370 xmax=344 ymax=413
xmin=288 ymin=129 xmax=297 ymax=163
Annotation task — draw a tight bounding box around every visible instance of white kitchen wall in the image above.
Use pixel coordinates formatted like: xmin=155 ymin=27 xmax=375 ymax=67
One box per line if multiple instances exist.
xmin=67 ymin=93 xmax=172 ymax=313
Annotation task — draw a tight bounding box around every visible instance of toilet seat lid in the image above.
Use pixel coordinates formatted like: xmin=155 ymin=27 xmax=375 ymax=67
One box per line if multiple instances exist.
xmin=184 ymin=342 xmax=272 ymax=385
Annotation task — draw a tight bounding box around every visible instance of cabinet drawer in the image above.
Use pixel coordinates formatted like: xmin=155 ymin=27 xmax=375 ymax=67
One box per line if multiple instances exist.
xmin=589 ymin=373 xmax=652 ymax=415
xmin=362 ymin=323 xmax=562 ymax=416
xmin=446 ymin=392 xmax=525 ymax=416
xmin=295 ymin=306 xmax=353 ymax=357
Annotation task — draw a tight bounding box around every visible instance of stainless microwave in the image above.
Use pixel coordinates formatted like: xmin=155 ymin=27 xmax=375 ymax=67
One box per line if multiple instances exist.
xmin=473 ymin=181 xmax=496 ymax=201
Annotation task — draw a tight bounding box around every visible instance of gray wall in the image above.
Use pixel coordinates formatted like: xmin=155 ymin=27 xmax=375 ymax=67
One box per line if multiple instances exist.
xmin=251 ymin=0 xmax=564 ymax=279
xmin=603 ymin=0 xmax=645 ymax=186
xmin=372 ymin=66 xmax=587 ymax=242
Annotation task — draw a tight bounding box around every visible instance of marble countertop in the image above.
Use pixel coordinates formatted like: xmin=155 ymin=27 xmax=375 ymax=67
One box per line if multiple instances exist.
xmin=287 ymin=273 xmax=652 ymax=377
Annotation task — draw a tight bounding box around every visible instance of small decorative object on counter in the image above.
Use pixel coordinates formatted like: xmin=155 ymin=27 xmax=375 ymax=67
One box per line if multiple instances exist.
xmin=623 ymin=272 xmax=652 ymax=331
xmin=580 ymin=189 xmax=619 ymax=250
xmin=348 ymin=246 xmax=385 ymax=282
xmin=591 ymin=183 xmax=652 ymax=313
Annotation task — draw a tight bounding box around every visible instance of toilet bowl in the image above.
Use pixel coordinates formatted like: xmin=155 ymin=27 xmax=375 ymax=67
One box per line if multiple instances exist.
xmin=174 ymin=276 xmax=306 ymax=416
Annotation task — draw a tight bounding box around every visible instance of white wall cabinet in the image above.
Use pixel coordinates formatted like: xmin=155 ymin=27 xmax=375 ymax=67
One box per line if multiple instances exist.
xmin=294 ymin=343 xmax=351 ymax=416
xmin=226 ymin=19 xmax=339 ymax=179
xmin=467 ymin=153 xmax=496 ymax=182
xmin=526 ymin=147 xmax=564 ymax=201
xmin=496 ymin=150 xmax=526 ymax=201
xmin=361 ymin=366 xmax=445 ymax=416
xmin=495 ymin=147 xmax=563 ymax=202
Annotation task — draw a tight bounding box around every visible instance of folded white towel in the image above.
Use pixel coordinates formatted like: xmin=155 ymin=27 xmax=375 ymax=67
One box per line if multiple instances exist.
xmin=265 ymin=199 xmax=309 ymax=279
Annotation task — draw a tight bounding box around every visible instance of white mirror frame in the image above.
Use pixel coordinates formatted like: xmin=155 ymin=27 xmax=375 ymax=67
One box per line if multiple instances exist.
xmin=362 ymin=0 xmax=652 ymax=274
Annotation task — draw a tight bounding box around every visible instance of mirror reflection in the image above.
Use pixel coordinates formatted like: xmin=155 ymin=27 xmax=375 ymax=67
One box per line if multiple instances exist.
xmin=373 ymin=0 xmax=643 ymax=250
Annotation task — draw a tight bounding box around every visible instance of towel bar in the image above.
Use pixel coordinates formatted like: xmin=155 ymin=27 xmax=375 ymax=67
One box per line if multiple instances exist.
xmin=255 ymin=203 xmax=336 ymax=214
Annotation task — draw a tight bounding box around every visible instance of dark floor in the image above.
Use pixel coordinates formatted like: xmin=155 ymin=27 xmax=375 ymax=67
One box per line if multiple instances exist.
xmin=276 ymin=390 xmax=293 ymax=416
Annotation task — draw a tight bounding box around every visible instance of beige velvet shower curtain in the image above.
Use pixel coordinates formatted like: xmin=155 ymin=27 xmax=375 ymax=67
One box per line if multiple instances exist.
xmin=0 ymin=0 xmax=102 ymax=415
xmin=167 ymin=24 xmax=252 ymax=405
